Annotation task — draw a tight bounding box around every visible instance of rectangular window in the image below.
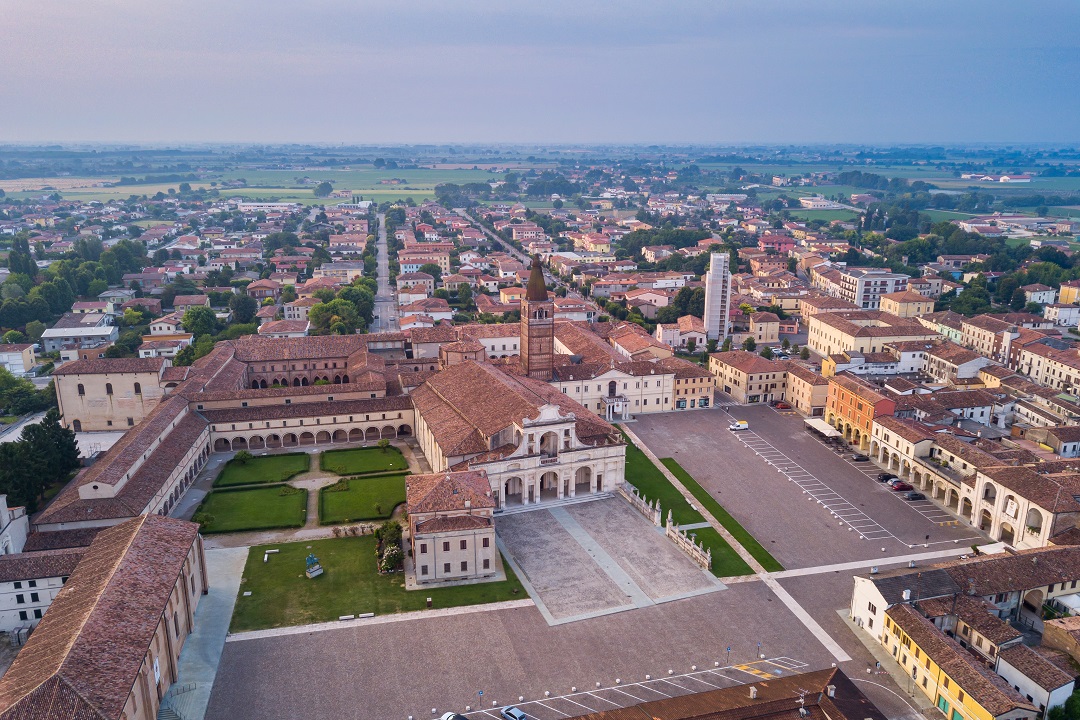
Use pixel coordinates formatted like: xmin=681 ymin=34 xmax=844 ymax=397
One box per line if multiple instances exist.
xmin=443 ymin=563 xmax=450 ymax=573
xmin=459 ymin=540 xmax=467 ymax=551
xmin=443 ymin=542 xmax=450 ymax=552
xmin=419 ymin=544 xmax=427 ymax=554
xmin=420 ymin=565 xmax=428 ymax=576
xmin=482 ymin=537 xmax=490 ymax=548
xmin=460 ymin=561 xmax=468 ymax=572
xmin=15 ymin=595 xmax=24 ymax=604
xmin=482 ymin=558 xmax=490 ymax=570
xmin=33 ymin=609 xmax=41 ymax=619
xmin=18 ymin=611 xmax=27 ymax=621
xmin=29 ymin=593 xmax=38 ymax=603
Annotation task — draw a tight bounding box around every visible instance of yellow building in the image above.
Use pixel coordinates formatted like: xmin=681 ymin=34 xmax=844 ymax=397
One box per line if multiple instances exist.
xmin=1058 ymin=280 xmax=1080 ymax=306
xmin=808 ymin=310 xmax=939 ymax=356
xmin=783 ymin=361 xmax=829 ymax=416
xmin=884 ymin=604 xmax=1035 ymax=720
xmin=54 ymin=357 xmax=170 ymax=431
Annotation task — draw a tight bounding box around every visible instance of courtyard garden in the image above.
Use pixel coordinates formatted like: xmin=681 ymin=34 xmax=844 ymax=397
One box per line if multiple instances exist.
xmin=318 ymin=473 xmax=408 ymax=524
xmin=230 ymin=536 xmax=526 ymax=632
xmin=193 ymin=485 xmax=308 ymax=534
xmin=213 ymin=452 xmax=311 ymax=488
xmin=320 ymin=445 xmax=407 ymax=475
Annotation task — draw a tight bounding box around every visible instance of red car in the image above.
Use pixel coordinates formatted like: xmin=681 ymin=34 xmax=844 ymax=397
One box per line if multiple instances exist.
xmin=890 ymin=481 xmax=913 ymax=492
xmin=772 ymin=401 xmax=791 ymax=409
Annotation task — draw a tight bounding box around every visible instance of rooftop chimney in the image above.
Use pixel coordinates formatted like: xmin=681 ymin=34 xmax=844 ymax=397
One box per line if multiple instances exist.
xmin=827 ymin=685 xmax=836 ymax=698
xmin=749 ymin=687 xmax=758 ymax=700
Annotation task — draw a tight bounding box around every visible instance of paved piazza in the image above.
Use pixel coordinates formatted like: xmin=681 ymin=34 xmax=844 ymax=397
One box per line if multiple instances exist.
xmin=496 ymin=498 xmax=723 ymax=623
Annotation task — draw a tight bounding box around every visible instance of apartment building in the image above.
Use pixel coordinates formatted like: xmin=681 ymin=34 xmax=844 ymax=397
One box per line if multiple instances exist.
xmin=837 ymin=268 xmax=910 ymax=309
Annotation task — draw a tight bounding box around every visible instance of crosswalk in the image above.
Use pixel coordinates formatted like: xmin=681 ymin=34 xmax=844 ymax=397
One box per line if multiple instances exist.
xmin=736 ymin=431 xmax=898 ymax=542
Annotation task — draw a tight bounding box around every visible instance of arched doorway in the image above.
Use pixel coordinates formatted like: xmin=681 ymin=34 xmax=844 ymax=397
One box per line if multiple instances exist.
xmin=349 ymin=428 xmax=363 ymax=442
xmin=214 ymin=438 xmax=231 ymax=452
xmin=960 ymin=497 xmax=972 ymax=521
xmin=1023 ymin=588 xmax=1045 ymax=614
xmin=999 ymin=522 xmax=1015 ymax=545
xmin=946 ymin=489 xmax=959 ymax=511
xmin=249 ymin=436 xmax=265 ymax=450
xmin=398 ymin=424 xmax=412 ymax=437
xmin=232 ymin=437 xmax=248 ymax=451
xmin=539 ymin=471 xmax=559 ymax=501
xmin=539 ymin=431 xmax=559 ymax=458
xmin=332 ymin=429 xmax=348 ymax=443
xmin=979 ymin=508 xmax=993 ymax=532
xmin=266 ymin=434 xmax=282 ymax=448
xmin=365 ymin=427 xmax=379 ymax=442
xmin=1026 ymin=508 xmax=1044 ymax=539
xmin=504 ymin=477 xmax=523 ymax=507
xmin=982 ymin=482 xmax=997 ymax=504
xmin=72 ymin=419 xmax=82 ymax=432
xmin=316 ymin=431 xmax=331 ymax=444
xmin=575 ymin=467 xmax=592 ymax=495
xmin=283 ymin=433 xmax=299 ymax=447
xmin=380 ymin=425 xmax=396 ymax=439
xmin=300 ymin=432 xmax=316 ymax=446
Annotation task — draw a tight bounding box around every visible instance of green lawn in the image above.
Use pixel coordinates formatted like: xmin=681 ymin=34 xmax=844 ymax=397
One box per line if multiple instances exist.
xmin=660 ymin=458 xmax=783 ymax=573
xmin=230 ymin=536 xmax=526 ymax=632
xmin=320 ymin=447 xmax=408 ymax=475
xmin=213 ymin=452 xmax=311 ymax=488
xmin=319 ymin=474 xmax=407 ymax=524
xmin=194 ymin=486 xmax=308 ymax=534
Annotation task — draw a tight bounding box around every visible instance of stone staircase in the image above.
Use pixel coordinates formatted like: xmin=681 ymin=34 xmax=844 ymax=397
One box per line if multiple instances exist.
xmin=495 ymin=491 xmax=613 ymax=516
xmin=156 ymin=683 xmax=197 ymax=720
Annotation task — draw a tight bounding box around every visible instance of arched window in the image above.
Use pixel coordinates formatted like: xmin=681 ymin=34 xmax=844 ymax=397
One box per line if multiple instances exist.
xmin=77 ymin=384 xmax=85 ymax=396
xmin=72 ymin=419 xmax=82 ymax=432
xmin=133 ymin=382 xmax=142 ymax=395
xmin=173 ymin=610 xmax=180 ymax=637
xmin=105 ymin=383 xmax=113 ymax=395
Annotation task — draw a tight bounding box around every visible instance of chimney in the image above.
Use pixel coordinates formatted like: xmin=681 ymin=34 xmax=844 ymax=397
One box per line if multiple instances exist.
xmin=827 ymin=685 xmax=836 ymax=698
xmin=464 ymin=499 xmax=471 ymax=510
xmin=749 ymin=687 xmax=758 ymax=700
xmin=902 ymin=588 xmax=911 ymax=601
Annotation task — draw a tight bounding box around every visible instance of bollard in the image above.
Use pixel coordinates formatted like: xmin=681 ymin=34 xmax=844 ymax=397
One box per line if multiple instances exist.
xmin=645 ymin=674 xmax=651 ymax=680
xmin=596 ymin=682 xmax=601 ymax=688
xmin=616 ymin=678 xmax=621 ymax=684
xmin=714 ymin=662 xmax=720 ymax=667
xmin=571 ymin=687 xmax=577 ymax=693
xmin=545 ymin=692 xmax=550 ymax=698
xmin=692 ymin=665 xmax=697 ymax=671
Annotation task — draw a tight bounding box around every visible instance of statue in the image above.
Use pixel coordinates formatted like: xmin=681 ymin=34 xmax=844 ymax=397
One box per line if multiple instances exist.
xmin=305 ymin=553 xmax=324 ymax=579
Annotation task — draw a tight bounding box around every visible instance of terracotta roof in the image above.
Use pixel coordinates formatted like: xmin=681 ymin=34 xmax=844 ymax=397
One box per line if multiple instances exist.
xmin=997 ymin=643 xmax=1074 ymax=691
xmin=414 ymin=515 xmax=492 ymax=533
xmin=710 ymin=350 xmax=784 ymax=376
xmin=199 ymin=396 xmax=411 ymax=424
xmin=53 ymin=357 xmax=165 ymax=376
xmin=228 ymin=335 xmax=367 ymax=362
xmin=0 ymin=515 xmax=200 ymax=720
xmin=0 ymin=549 xmax=84 ymax=584
xmin=875 ymin=416 xmax=934 ymax=444
xmin=406 ymin=470 xmax=495 ymax=514
xmin=917 ymin=595 xmax=1021 ymax=645
xmin=939 ymin=545 xmax=1080 ymax=596
xmin=21 ymin=529 xmax=102 ymax=553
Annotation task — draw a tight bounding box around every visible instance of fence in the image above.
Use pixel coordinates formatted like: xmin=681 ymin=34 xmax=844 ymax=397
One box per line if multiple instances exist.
xmin=618 ymin=483 xmax=662 ymax=526
xmin=665 ymin=511 xmax=712 ymax=570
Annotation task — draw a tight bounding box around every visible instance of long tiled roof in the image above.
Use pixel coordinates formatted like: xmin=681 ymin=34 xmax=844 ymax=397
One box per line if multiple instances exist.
xmin=886 ymin=604 xmax=1034 ymax=717
xmin=198 ymin=396 xmax=412 ymax=424
xmin=228 ymin=335 xmax=368 ymax=362
xmin=53 ymin=357 xmax=165 ymax=376
xmin=0 ymin=549 xmax=84 ymax=584
xmin=406 ymin=470 xmax=495 ymax=514
xmin=0 ymin=515 xmax=200 ymax=720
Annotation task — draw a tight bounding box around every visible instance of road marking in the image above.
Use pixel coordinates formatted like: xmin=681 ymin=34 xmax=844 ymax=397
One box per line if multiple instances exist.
xmin=761 ymin=574 xmax=852 ymax=662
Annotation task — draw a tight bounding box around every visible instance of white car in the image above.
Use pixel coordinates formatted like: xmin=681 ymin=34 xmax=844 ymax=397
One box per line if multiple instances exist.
xmin=728 ymin=420 xmax=749 ymax=431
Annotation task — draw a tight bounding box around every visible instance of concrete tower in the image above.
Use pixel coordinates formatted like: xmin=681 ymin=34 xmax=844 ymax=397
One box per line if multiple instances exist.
xmin=520 ymin=255 xmax=554 ymax=380
xmin=703 ymin=251 xmax=732 ymax=341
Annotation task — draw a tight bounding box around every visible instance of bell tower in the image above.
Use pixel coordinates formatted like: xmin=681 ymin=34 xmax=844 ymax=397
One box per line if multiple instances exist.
xmin=520 ymin=255 xmax=554 ymax=380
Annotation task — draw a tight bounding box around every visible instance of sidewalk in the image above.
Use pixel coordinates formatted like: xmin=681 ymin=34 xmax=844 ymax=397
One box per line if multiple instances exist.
xmin=167 ymin=547 xmax=249 ymax=720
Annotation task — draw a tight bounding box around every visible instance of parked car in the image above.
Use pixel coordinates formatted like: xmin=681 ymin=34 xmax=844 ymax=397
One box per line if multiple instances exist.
xmin=441 ymin=714 xmax=467 ymax=720
xmin=501 ymin=707 xmax=528 ymax=720
xmin=890 ymin=481 xmax=913 ymax=492
xmin=729 ymin=420 xmax=749 ymax=431
xmin=851 ymin=453 xmax=869 ymax=462
xmin=877 ymin=473 xmax=897 ymax=482
xmin=905 ymin=491 xmax=926 ymax=501
xmin=772 ymin=401 xmax=792 ymax=410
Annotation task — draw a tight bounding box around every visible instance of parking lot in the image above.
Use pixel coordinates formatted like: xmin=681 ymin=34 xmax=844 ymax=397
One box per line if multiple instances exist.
xmin=496 ymin=498 xmax=723 ymax=624
xmin=632 ymin=404 xmax=984 ymax=569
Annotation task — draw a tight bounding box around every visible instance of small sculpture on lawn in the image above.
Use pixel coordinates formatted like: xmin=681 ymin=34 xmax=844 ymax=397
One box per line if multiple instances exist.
xmin=305 ymin=553 xmax=324 ymax=579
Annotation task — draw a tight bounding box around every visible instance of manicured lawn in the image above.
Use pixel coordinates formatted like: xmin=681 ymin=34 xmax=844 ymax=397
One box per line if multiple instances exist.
xmin=661 ymin=458 xmax=784 ymax=573
xmin=622 ymin=431 xmax=705 ymax=526
xmin=320 ymin=447 xmax=407 ymax=476
xmin=213 ymin=453 xmax=310 ymax=487
xmin=195 ymin=486 xmax=307 ymax=534
xmin=230 ymin=536 xmax=526 ymax=632
xmin=319 ymin=473 xmax=407 ymax=524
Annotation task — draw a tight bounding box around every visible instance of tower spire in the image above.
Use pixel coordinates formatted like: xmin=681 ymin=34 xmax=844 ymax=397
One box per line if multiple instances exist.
xmin=525 ymin=254 xmax=548 ymax=301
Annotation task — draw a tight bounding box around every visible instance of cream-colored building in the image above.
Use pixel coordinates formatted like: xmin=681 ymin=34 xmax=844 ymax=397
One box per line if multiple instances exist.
xmin=411 ymin=360 xmax=626 ymax=508
xmin=54 ymin=357 xmax=171 ymax=432
xmin=879 ymin=290 xmax=935 ymax=318
xmin=807 ymin=310 xmax=939 ymax=357
xmin=709 ymin=350 xmax=786 ymax=404
xmin=407 ymin=470 xmax=498 ymax=584
xmin=0 ymin=515 xmax=207 ymax=720
xmin=783 ymin=361 xmax=828 ymax=416
xmin=749 ymin=312 xmax=780 ymax=344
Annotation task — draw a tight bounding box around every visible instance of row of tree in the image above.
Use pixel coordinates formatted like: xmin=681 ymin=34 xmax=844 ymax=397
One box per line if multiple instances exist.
xmin=0 ymin=410 xmax=80 ymax=513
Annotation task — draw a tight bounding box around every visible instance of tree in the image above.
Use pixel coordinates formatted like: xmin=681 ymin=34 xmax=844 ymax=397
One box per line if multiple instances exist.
xmin=377 ymin=438 xmax=390 ymax=452
xmin=686 ymin=338 xmax=697 ymax=354
xmin=314 ymin=181 xmax=333 ymax=198
xmin=742 ymin=337 xmax=757 ymax=351
xmin=229 ymin=293 xmax=259 ymax=324
xmin=182 ymin=305 xmax=217 ymax=338
xmin=738 ymin=302 xmax=754 ymax=316
xmin=418 ymin=263 xmax=442 ymax=283
xmin=457 ymin=283 xmax=473 ymax=309
xmin=309 ymin=299 xmax=360 ymax=335
xmin=234 ymin=450 xmax=253 ymax=464
xmin=719 ymin=337 xmax=732 ymax=352
xmin=24 ymin=320 xmax=45 ymax=342
xmin=280 ymin=285 xmax=297 ymax=303
xmin=2 ymin=331 xmax=26 ymax=344
xmin=781 ymin=338 xmax=790 ymax=350
xmin=760 ymin=346 xmax=774 ymax=359
xmin=800 ymin=346 xmax=811 ymax=360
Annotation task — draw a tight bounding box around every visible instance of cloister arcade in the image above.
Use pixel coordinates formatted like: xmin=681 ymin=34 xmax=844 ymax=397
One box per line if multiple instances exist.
xmin=496 ymin=465 xmax=602 ymax=508
xmin=155 ymin=442 xmax=212 ymax=517
xmin=211 ymin=423 xmax=412 ymax=453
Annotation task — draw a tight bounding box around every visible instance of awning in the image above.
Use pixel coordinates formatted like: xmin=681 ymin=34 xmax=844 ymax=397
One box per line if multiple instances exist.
xmin=804 ymin=417 xmax=841 ymax=438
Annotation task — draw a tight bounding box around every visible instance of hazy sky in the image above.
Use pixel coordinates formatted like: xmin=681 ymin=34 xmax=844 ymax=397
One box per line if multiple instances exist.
xmin=2 ymin=0 xmax=1078 ymax=144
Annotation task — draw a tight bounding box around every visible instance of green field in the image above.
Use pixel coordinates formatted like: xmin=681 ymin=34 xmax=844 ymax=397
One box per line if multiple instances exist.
xmin=922 ymin=209 xmax=978 ymax=222
xmin=660 ymin=458 xmax=783 ymax=573
xmin=230 ymin=536 xmax=526 ymax=632
xmin=194 ymin=486 xmax=308 ymax=534
xmin=319 ymin=473 xmax=408 ymax=524
xmin=620 ymin=430 xmax=753 ymax=577
xmin=320 ymin=447 xmax=407 ymax=475
xmin=214 ymin=452 xmax=311 ymax=488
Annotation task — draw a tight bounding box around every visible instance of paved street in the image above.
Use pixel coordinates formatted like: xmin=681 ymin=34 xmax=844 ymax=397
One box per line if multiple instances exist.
xmin=372 ymin=211 xmax=398 ymax=333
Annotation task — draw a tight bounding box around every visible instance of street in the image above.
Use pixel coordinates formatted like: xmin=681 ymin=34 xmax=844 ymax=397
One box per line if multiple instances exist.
xmin=371 ymin=212 xmax=398 ymax=333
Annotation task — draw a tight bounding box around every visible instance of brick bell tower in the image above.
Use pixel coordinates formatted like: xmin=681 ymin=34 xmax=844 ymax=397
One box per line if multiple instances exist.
xmin=520 ymin=254 xmax=554 ymax=381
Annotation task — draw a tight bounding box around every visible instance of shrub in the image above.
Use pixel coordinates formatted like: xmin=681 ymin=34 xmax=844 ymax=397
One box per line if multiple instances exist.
xmin=380 ymin=545 xmax=403 ymax=573
xmin=192 ymin=512 xmax=215 ymax=529
xmin=234 ymin=450 xmax=253 ymax=464
xmin=324 ymin=479 xmax=349 ymax=493
xmin=278 ymin=485 xmax=303 ymax=496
